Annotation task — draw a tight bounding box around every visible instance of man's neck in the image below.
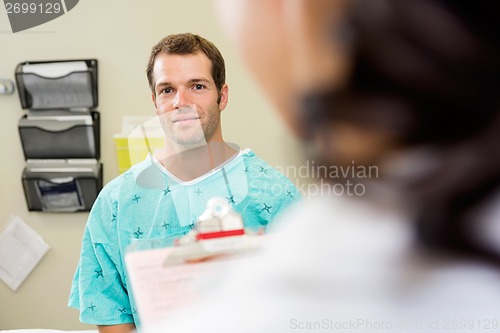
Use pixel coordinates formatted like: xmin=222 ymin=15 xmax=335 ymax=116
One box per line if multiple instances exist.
xmin=155 ymin=141 xmax=239 ymax=182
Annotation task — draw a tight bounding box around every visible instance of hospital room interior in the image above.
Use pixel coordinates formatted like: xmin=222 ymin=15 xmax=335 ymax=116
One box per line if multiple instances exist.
xmin=0 ymin=0 xmax=304 ymax=329
xmin=2 ymin=0 xmax=500 ymax=332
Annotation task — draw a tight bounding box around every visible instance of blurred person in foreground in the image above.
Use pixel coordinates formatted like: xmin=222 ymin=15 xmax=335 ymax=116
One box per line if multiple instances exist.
xmin=147 ymin=1 xmax=500 ymax=332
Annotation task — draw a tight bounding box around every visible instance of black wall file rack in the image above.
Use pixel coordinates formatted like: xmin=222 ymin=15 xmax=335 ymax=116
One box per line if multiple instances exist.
xmin=15 ymin=59 xmax=102 ymax=212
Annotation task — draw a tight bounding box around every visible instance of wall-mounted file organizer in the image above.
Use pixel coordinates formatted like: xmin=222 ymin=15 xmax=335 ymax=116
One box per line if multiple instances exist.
xmin=15 ymin=59 xmax=102 ymax=212
xmin=19 ymin=110 xmax=100 ymax=159
xmin=22 ymin=160 xmax=102 ymax=212
xmin=15 ymin=59 xmax=98 ymax=110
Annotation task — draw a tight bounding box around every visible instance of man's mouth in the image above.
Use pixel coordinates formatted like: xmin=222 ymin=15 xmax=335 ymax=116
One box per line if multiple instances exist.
xmin=172 ymin=116 xmax=200 ymax=123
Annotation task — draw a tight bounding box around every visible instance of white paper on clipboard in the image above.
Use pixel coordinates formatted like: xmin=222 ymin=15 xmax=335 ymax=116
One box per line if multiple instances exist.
xmin=125 ymin=236 xmax=264 ymax=330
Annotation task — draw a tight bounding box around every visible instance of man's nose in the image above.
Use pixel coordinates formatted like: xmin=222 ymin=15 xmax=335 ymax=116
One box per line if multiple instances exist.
xmin=172 ymin=89 xmax=190 ymax=109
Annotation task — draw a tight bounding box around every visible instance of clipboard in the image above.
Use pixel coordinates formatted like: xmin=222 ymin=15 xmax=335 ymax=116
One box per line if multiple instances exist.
xmin=124 ymin=198 xmax=265 ymax=330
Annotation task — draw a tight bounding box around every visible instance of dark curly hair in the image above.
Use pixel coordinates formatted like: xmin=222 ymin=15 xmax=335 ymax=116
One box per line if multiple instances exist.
xmin=302 ymin=0 xmax=500 ymax=263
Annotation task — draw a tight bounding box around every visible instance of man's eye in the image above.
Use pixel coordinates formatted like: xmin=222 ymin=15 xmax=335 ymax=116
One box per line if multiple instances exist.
xmin=193 ymin=84 xmax=205 ymax=90
xmin=161 ymin=88 xmax=172 ymax=94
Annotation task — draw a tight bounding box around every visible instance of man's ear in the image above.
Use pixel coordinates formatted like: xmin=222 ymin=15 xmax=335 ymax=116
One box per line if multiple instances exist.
xmin=218 ymin=84 xmax=229 ymax=111
xmin=151 ymin=92 xmax=158 ymax=111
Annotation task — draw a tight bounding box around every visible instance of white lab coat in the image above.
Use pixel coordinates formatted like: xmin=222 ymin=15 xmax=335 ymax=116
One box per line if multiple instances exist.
xmin=146 ymin=190 xmax=500 ymax=333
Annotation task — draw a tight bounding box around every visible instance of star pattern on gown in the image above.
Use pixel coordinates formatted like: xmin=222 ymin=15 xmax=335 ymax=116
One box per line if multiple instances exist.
xmin=132 ymin=194 xmax=141 ymax=203
xmin=88 ymin=303 xmax=96 ymax=311
xmin=163 ymin=187 xmax=171 ymax=195
xmin=262 ymin=203 xmax=272 ymax=214
xmin=94 ymin=268 xmax=103 ymax=278
xmin=195 ymin=188 xmax=203 ymax=196
xmin=259 ymin=166 xmax=268 ymax=174
xmin=134 ymin=227 xmax=144 ymax=239
xmin=118 ymin=307 xmax=127 ymax=314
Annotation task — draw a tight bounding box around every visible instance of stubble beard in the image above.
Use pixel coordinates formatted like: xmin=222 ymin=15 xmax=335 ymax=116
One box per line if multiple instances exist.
xmin=161 ymin=107 xmax=220 ymax=146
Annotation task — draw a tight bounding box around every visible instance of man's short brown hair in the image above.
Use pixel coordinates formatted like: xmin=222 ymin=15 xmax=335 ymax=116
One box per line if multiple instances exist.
xmin=146 ymin=33 xmax=226 ymax=99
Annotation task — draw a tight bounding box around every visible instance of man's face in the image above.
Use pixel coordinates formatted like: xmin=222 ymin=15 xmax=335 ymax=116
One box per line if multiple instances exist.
xmin=152 ymin=52 xmax=228 ymax=146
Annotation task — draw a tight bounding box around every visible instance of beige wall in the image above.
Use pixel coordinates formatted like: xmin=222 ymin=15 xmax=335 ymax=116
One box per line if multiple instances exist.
xmin=0 ymin=0 xmax=302 ymax=329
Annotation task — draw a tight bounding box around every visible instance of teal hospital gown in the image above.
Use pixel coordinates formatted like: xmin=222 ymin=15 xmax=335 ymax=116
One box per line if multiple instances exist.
xmin=68 ymin=149 xmax=300 ymax=327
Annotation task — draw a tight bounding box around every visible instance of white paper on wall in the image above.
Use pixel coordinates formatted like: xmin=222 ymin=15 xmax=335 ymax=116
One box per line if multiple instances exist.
xmin=0 ymin=215 xmax=50 ymax=291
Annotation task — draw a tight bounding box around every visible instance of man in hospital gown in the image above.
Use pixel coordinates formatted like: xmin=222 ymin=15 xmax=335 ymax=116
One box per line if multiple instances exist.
xmin=68 ymin=33 xmax=300 ymax=333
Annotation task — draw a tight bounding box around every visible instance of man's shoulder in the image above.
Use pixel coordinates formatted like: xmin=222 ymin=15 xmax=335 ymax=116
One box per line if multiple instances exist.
xmin=240 ymin=149 xmax=290 ymax=179
xmin=239 ymin=149 xmax=301 ymax=201
xmin=240 ymin=149 xmax=274 ymax=168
